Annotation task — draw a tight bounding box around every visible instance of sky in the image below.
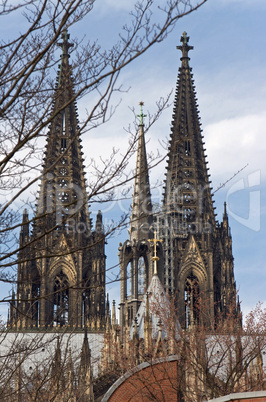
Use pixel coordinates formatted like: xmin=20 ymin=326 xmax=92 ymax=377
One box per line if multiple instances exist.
xmin=1 ymin=0 xmax=266 ymax=320
xmin=89 ymin=0 xmax=266 ymax=318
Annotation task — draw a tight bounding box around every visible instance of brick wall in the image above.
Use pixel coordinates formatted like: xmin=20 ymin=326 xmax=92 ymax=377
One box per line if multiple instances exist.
xmin=105 ymin=359 xmax=181 ymax=401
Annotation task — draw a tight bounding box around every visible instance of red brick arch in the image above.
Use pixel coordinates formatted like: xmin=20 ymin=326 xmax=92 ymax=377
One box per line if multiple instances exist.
xmin=102 ymin=356 xmax=183 ymax=402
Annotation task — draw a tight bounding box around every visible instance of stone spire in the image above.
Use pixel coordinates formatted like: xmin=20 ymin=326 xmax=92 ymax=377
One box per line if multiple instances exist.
xmin=79 ymin=329 xmax=94 ymax=401
xmin=163 ymin=32 xmax=215 ymax=230
xmin=144 ymin=292 xmax=152 ymax=354
xmin=19 ymin=209 xmax=29 ymax=248
xmin=129 ymin=102 xmax=153 ymax=242
xmin=118 ymin=102 xmax=156 ymax=334
xmin=51 ymin=337 xmax=63 ymax=390
xmin=34 ymin=28 xmax=90 ymax=239
xmin=159 ymin=32 xmax=217 ymax=298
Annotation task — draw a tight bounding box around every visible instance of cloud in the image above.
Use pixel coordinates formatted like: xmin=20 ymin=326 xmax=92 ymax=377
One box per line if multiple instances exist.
xmin=92 ymin=0 xmax=138 ymax=17
xmin=204 ymin=112 xmax=266 ymax=185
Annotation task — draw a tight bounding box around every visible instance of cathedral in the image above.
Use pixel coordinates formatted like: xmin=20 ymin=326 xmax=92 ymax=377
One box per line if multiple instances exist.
xmin=9 ymin=30 xmax=106 ymax=331
xmin=119 ymin=31 xmax=239 ymax=333
xmin=5 ymin=30 xmax=254 ymax=400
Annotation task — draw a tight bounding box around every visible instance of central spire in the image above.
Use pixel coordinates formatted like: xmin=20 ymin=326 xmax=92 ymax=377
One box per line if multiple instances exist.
xmin=129 ymin=102 xmax=153 ymax=242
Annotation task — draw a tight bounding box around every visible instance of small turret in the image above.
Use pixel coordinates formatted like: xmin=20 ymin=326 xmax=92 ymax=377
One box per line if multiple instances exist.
xmin=237 ymin=295 xmax=243 ymax=328
xmin=79 ymin=329 xmax=94 ymax=401
xmin=106 ymin=294 xmax=111 ymax=331
xmin=112 ymin=300 xmax=116 ymax=329
xmin=51 ymin=337 xmax=63 ymax=391
xmin=19 ymin=209 xmax=29 ymax=248
xmin=95 ymin=210 xmax=103 ymax=234
xmin=65 ymin=348 xmax=75 ymax=398
xmin=223 ymin=202 xmax=229 ymax=235
xmin=144 ymin=292 xmax=152 ymax=354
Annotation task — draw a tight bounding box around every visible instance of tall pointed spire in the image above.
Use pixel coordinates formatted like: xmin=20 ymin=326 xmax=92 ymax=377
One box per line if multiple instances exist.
xmin=129 ymin=102 xmax=153 ymax=242
xmin=163 ymin=32 xmax=215 ymax=229
xmin=119 ymin=102 xmax=156 ymax=335
xmin=160 ymin=33 xmax=216 ymax=296
xmin=35 ymin=29 xmax=90 ymax=238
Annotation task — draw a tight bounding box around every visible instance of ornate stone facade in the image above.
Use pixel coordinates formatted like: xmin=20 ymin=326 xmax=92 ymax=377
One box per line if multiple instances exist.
xmin=119 ymin=33 xmax=240 ymax=333
xmin=8 ymin=31 xmax=106 ymax=330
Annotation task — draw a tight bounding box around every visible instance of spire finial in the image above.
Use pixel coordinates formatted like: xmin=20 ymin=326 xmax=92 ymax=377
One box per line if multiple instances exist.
xmin=57 ymin=28 xmax=74 ymax=59
xmin=137 ymin=101 xmax=147 ymax=126
xmin=176 ymin=32 xmax=193 ymax=61
xmin=148 ymin=230 xmax=162 ymax=275
xmin=224 ymin=201 xmax=227 ymax=216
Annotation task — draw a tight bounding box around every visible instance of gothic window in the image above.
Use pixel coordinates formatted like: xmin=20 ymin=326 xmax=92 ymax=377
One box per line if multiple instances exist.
xmin=184 ymin=181 xmax=192 ymax=190
xmin=184 ymin=141 xmax=191 ymax=156
xmin=57 ymin=191 xmax=69 ymax=203
xmin=62 ymin=111 xmax=66 ymax=135
xmin=53 ymin=271 xmax=69 ymax=326
xmin=58 ymin=178 xmax=68 ymax=188
xmin=183 ymin=207 xmax=195 ymax=222
xmin=184 ymin=193 xmax=194 ymax=204
xmin=60 ymin=158 xmax=68 ymax=165
xmin=138 ymin=257 xmax=146 ymax=296
xmin=32 ymin=283 xmax=40 ymax=326
xmin=60 ymin=138 xmax=67 ymax=152
xmin=126 ymin=262 xmax=132 ymax=300
xmin=59 ymin=167 xmax=68 ymax=176
xmin=184 ymin=273 xmax=200 ymax=328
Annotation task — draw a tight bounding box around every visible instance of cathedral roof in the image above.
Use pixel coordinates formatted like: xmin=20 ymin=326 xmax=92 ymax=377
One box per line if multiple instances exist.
xmin=129 ymin=273 xmax=180 ymax=339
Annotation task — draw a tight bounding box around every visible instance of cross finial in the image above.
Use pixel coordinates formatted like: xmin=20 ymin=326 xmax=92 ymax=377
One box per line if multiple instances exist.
xmin=57 ymin=28 xmax=74 ymax=59
xmin=148 ymin=230 xmax=163 ymax=275
xmin=137 ymin=101 xmax=147 ymax=126
xmin=176 ymin=31 xmax=193 ymax=61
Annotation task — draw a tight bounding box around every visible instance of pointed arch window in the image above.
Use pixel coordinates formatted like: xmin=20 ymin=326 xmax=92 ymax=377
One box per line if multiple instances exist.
xmin=60 ymin=138 xmax=67 ymax=152
xmin=184 ymin=273 xmax=200 ymax=328
xmin=62 ymin=110 xmax=66 ymax=135
xmin=53 ymin=271 xmax=69 ymax=326
xmin=138 ymin=256 xmax=146 ymax=295
xmin=126 ymin=262 xmax=132 ymax=300
xmin=184 ymin=141 xmax=191 ymax=156
xmin=32 ymin=282 xmax=40 ymax=327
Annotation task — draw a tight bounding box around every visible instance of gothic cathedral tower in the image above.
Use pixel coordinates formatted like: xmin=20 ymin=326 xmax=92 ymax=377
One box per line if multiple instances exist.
xmin=160 ymin=32 xmax=239 ymax=327
xmin=9 ymin=31 xmax=106 ymax=330
xmin=119 ymin=33 xmax=240 ymax=332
